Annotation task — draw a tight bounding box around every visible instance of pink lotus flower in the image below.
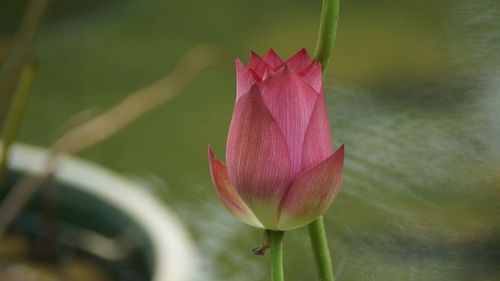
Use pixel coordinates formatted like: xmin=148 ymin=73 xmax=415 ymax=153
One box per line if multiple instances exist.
xmin=209 ymin=49 xmax=344 ymax=231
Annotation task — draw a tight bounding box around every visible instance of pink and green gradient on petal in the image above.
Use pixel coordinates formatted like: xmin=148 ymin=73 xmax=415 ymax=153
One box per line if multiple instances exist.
xmin=208 ymin=147 xmax=263 ymax=228
xmin=208 ymin=49 xmax=344 ymax=231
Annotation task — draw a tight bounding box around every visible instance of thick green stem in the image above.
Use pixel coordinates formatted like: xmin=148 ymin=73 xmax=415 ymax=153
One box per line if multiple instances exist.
xmin=312 ymin=0 xmax=340 ymax=73
xmin=0 ymin=0 xmax=51 ymax=131
xmin=308 ymin=216 xmax=334 ymax=281
xmin=0 ymin=60 xmax=37 ymax=184
xmin=269 ymin=230 xmax=284 ymax=281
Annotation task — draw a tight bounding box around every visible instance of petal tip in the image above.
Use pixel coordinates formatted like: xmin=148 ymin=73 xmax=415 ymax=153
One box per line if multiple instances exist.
xmin=263 ymin=49 xmax=284 ymax=69
xmin=297 ymin=48 xmax=310 ymax=57
xmin=339 ymin=143 xmax=345 ymax=151
xmin=249 ymin=50 xmax=261 ymax=60
xmin=267 ymin=48 xmax=278 ymax=55
xmin=336 ymin=144 xmax=345 ymax=158
xmin=208 ymin=144 xmax=215 ymax=158
xmin=273 ymin=63 xmax=297 ymax=78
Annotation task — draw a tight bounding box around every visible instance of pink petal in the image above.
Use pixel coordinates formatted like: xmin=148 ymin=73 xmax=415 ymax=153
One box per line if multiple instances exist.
xmin=247 ymin=51 xmax=272 ymax=79
xmin=258 ymin=66 xmax=318 ymax=177
xmin=250 ymin=68 xmax=275 ymax=83
xmin=277 ymin=145 xmax=344 ymax=230
xmin=208 ymin=146 xmax=263 ymax=228
xmin=247 ymin=51 xmax=272 ymax=81
xmin=260 ymin=69 xmax=274 ymax=81
xmin=249 ymin=69 xmax=273 ymax=83
xmin=235 ymin=59 xmax=256 ymax=101
xmin=263 ymin=49 xmax=284 ymax=70
xmin=301 ymin=91 xmax=333 ymax=171
xmin=248 ymin=51 xmax=263 ymax=70
xmin=299 ymin=62 xmax=322 ymax=92
xmin=285 ymin=48 xmax=313 ymax=73
xmin=226 ymin=85 xmax=293 ymax=228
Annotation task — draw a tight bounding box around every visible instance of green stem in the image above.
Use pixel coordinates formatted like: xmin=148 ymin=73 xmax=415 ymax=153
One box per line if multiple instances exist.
xmin=308 ymin=0 xmax=340 ymax=280
xmin=269 ymin=230 xmax=285 ymax=281
xmin=0 ymin=60 xmax=37 ymax=184
xmin=312 ymin=0 xmax=340 ymax=73
xmin=0 ymin=0 xmax=51 ymax=131
xmin=308 ymin=216 xmax=335 ymax=281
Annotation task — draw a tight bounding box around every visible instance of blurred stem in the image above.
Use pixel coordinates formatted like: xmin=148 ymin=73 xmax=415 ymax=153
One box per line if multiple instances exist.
xmin=0 ymin=60 xmax=37 ymax=185
xmin=270 ymin=230 xmax=285 ymax=281
xmin=0 ymin=45 xmax=218 ymax=237
xmin=313 ymin=0 xmax=340 ymax=73
xmin=0 ymin=0 xmax=51 ymax=131
xmin=309 ymin=217 xmax=335 ymax=281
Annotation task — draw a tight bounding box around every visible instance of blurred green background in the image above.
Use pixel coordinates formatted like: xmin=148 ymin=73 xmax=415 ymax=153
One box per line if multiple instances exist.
xmin=1 ymin=0 xmax=500 ymax=280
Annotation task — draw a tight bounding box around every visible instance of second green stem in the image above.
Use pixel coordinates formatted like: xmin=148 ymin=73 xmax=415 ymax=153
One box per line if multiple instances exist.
xmin=308 ymin=217 xmax=335 ymax=281
xmin=313 ymin=0 xmax=340 ymax=74
xmin=309 ymin=0 xmax=340 ymax=280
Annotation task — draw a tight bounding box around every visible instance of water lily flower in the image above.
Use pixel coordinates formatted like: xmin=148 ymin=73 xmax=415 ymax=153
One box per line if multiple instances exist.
xmin=208 ymin=49 xmax=344 ymax=231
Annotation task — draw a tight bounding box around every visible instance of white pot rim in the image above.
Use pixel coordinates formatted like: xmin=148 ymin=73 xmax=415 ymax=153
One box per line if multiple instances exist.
xmin=2 ymin=143 xmax=196 ymax=281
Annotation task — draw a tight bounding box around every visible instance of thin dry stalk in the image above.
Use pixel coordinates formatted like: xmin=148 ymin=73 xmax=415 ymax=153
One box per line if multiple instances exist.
xmin=0 ymin=45 xmax=219 ymax=236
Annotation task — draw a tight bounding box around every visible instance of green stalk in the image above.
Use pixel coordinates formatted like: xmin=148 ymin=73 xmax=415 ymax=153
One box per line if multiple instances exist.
xmin=312 ymin=0 xmax=340 ymax=73
xmin=0 ymin=0 xmax=51 ymax=131
xmin=308 ymin=0 xmax=340 ymax=280
xmin=269 ymin=230 xmax=285 ymax=281
xmin=308 ymin=216 xmax=335 ymax=281
xmin=0 ymin=60 xmax=37 ymax=184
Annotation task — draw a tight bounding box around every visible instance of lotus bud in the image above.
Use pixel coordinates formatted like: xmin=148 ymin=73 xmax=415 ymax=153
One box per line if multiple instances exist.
xmin=209 ymin=49 xmax=344 ymax=231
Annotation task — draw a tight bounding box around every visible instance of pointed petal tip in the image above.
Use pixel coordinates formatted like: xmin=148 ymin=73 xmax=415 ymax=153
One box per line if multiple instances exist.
xmin=263 ymin=49 xmax=284 ymax=69
xmin=299 ymin=61 xmax=321 ymax=75
xmin=297 ymin=48 xmax=312 ymax=61
xmin=327 ymin=144 xmax=345 ymax=170
xmin=267 ymin=48 xmax=278 ymax=55
xmin=271 ymin=63 xmax=297 ymax=78
xmin=250 ymin=50 xmax=259 ymax=56
xmin=336 ymin=144 xmax=345 ymax=159
xmin=235 ymin=58 xmax=251 ymax=71
xmin=298 ymin=61 xmax=323 ymax=92
xmin=249 ymin=50 xmax=261 ymax=60
xmin=208 ymin=144 xmax=215 ymax=158
xmin=235 ymin=58 xmax=245 ymax=72
xmin=284 ymin=48 xmax=314 ymax=73
xmin=297 ymin=48 xmax=310 ymax=57
xmin=236 ymin=58 xmax=258 ymax=100
xmin=248 ymin=51 xmax=263 ymax=67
